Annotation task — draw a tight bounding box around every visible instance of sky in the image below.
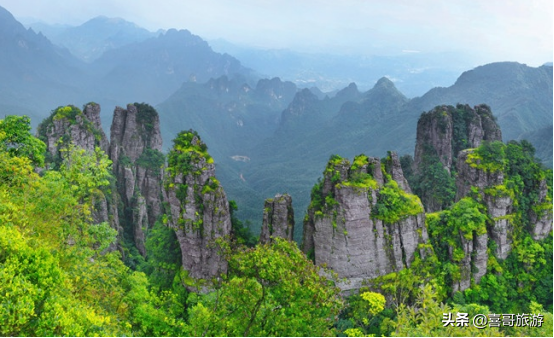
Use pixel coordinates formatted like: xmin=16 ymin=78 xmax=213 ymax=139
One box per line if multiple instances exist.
xmin=0 ymin=0 xmax=552 ymax=66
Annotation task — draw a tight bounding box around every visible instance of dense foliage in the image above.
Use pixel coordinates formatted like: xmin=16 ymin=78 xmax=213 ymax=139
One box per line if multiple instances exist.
xmin=186 ymin=238 xmax=343 ymax=336
xmin=1 ymin=115 xmax=552 ymax=336
xmin=0 ymin=115 xmax=46 ymax=166
xmin=167 ymin=130 xmax=213 ymax=180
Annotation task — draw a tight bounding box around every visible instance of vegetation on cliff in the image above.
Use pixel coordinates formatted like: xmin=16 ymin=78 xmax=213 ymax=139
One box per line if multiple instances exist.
xmin=1 ymin=112 xmax=552 ymax=337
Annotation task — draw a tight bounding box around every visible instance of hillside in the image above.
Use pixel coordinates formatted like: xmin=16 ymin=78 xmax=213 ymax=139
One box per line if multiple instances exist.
xmin=33 ymin=16 xmax=159 ymax=62
xmin=0 ymin=5 xmax=257 ymax=131
xmin=199 ymin=62 xmax=551 ymax=237
xmin=0 ymin=5 xmax=87 ymax=124
xmin=90 ymin=29 xmax=258 ymax=111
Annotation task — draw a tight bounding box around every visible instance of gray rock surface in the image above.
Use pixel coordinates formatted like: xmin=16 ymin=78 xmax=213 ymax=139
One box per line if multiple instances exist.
xmin=455 ymin=149 xmax=512 ymax=267
xmin=413 ymin=104 xmax=502 ymax=212
xmin=452 ymin=232 xmax=488 ymax=293
xmin=109 ymin=103 xmax=164 ymax=256
xmin=164 ymin=133 xmax=231 ymax=287
xmin=530 ymin=179 xmax=553 ymax=241
xmin=413 ymin=105 xmax=454 ymax=173
xmin=260 ymin=194 xmax=295 ymax=243
xmin=41 ymin=103 xmax=108 ymax=157
xmin=37 ymin=103 xmax=120 ymax=240
xmin=302 ymin=153 xmax=428 ymax=292
xmin=386 ymin=152 xmax=412 ymax=193
xmin=449 ymin=143 xmax=552 ymax=292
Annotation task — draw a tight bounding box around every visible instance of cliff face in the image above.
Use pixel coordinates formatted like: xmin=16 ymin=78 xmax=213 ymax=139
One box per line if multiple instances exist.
xmin=414 ymin=104 xmax=502 ymax=172
xmin=164 ymin=131 xmax=231 ymax=284
xmin=456 ymin=150 xmax=512 ymax=260
xmin=412 ymin=104 xmax=502 ymax=212
xmin=39 ymin=104 xmax=109 ymax=161
xmin=456 ymin=146 xmax=553 ymax=259
xmin=260 ymin=194 xmax=294 ymax=243
xmin=531 ymin=179 xmax=553 ymax=241
xmin=37 ymin=104 xmax=120 ymax=239
xmin=451 ymin=231 xmax=488 ymax=293
xmin=303 ymin=152 xmax=428 ymax=291
xmin=109 ymin=103 xmax=164 ymax=256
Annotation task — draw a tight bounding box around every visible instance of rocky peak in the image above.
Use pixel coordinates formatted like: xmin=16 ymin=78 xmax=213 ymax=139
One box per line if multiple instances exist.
xmin=411 ymin=104 xmax=502 ymax=212
xmin=384 ymin=151 xmax=412 ymax=193
xmin=254 ymin=77 xmax=297 ymax=105
xmin=456 ymin=143 xmax=552 ymax=258
xmin=260 ymin=194 xmax=294 ymax=244
xmin=279 ymin=88 xmax=319 ymax=127
xmin=163 ymin=130 xmax=231 ymax=286
xmin=110 ymin=103 xmax=162 ymax=163
xmin=353 ymin=77 xmax=408 ymax=119
xmin=37 ymin=103 xmax=109 ymax=166
xmin=456 ymin=149 xmax=511 ymax=261
xmin=109 ymin=103 xmax=164 ymax=256
xmin=439 ymin=140 xmax=553 ymax=293
xmin=36 ymin=103 xmax=119 ymax=246
xmin=335 ymin=82 xmax=360 ymax=100
xmin=413 ymin=104 xmax=502 ymax=174
xmin=302 ymin=152 xmax=428 ymax=291
xmin=83 ymin=103 xmax=109 ymax=151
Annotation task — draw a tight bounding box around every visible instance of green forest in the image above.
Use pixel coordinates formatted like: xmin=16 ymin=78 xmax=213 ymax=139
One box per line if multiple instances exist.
xmin=1 ymin=112 xmax=552 ymax=337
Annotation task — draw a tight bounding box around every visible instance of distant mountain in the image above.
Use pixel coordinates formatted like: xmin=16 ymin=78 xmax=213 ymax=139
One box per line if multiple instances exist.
xmin=411 ymin=62 xmax=553 ymax=143
xmin=259 ymin=62 xmax=552 ymax=170
xmin=519 ymin=126 xmax=553 ymax=166
xmin=156 ymin=76 xmax=298 ymax=223
xmin=155 ymin=62 xmax=551 ymax=238
xmin=90 ymin=29 xmax=258 ymax=119
xmin=209 ymin=39 xmax=477 ymax=97
xmin=157 ymin=76 xmax=296 ymax=155
xmin=32 ymin=16 xmax=160 ymax=62
xmin=24 ymin=21 xmax=71 ymax=39
xmin=0 ymin=5 xmax=87 ymax=124
xmin=0 ymin=6 xmax=258 ymax=131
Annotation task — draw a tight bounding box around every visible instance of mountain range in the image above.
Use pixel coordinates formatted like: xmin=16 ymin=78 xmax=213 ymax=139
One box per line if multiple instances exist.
xmin=1 ymin=6 xmax=257 ymax=131
xmin=1 ymin=4 xmax=552 ymax=237
xmin=209 ymin=39 xmax=480 ymax=98
xmin=155 ymin=62 xmax=552 ymax=238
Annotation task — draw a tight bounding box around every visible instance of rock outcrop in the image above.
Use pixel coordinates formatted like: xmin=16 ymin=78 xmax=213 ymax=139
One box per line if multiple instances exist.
xmin=414 ymin=104 xmax=502 ymax=173
xmin=37 ymin=104 xmax=120 ymax=240
xmin=456 ymin=150 xmax=513 ymax=260
xmin=109 ymin=103 xmax=164 ymax=256
xmin=302 ymin=152 xmax=428 ymax=291
xmin=260 ymin=194 xmax=294 ymax=243
xmin=456 ymin=147 xmax=553 ymax=261
xmin=164 ymin=130 xmax=231 ymax=285
xmin=412 ymin=104 xmax=502 ymax=212
xmin=530 ymin=179 xmax=553 ymax=241
xmin=38 ymin=103 xmax=109 ymax=161
xmin=450 ymin=232 xmax=489 ymax=293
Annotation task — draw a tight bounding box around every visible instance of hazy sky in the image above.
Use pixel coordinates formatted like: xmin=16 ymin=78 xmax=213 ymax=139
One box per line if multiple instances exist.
xmin=0 ymin=0 xmax=552 ymax=66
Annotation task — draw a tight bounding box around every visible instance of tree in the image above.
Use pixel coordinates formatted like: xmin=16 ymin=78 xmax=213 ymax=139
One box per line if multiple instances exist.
xmin=340 ymin=290 xmax=387 ymax=337
xmin=0 ymin=115 xmax=46 ymax=167
xmin=186 ymin=238 xmax=344 ymax=336
xmin=394 ymin=284 xmax=502 ymax=337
